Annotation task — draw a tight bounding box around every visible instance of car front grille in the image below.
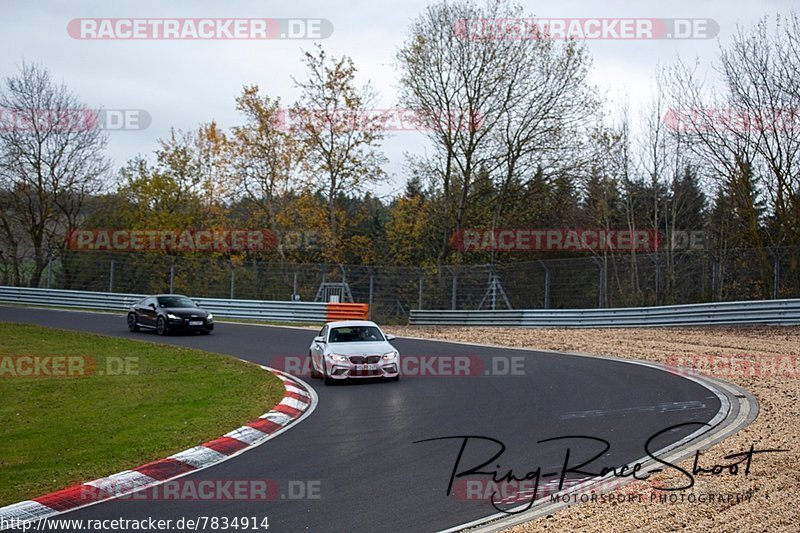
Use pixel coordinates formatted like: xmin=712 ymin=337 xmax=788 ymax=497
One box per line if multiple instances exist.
xmin=348 ymin=355 xmax=381 ymax=364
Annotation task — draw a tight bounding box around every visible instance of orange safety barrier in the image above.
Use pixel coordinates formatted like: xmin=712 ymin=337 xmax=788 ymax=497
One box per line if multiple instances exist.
xmin=326 ymin=303 xmax=369 ymax=321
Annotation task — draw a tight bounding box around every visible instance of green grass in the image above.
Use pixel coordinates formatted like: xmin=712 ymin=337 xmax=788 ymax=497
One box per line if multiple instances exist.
xmin=0 ymin=323 xmax=285 ymax=506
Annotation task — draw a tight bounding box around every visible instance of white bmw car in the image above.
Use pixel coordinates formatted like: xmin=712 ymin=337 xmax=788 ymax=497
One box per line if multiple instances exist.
xmin=309 ymin=320 xmax=400 ymax=384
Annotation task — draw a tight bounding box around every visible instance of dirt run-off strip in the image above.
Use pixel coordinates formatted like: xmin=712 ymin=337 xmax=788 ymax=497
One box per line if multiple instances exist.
xmin=386 ymin=326 xmax=800 ymax=533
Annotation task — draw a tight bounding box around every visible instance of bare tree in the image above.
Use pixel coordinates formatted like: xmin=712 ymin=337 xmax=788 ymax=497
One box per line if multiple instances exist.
xmin=719 ymin=14 xmax=800 ymax=249
xmin=0 ymin=62 xmax=109 ymax=287
xmin=665 ymin=13 xmax=800 ymax=297
xmin=487 ymin=28 xmax=596 ymax=253
xmin=633 ymin=77 xmax=686 ymax=303
xmin=398 ymin=0 xmax=513 ymax=263
xmin=397 ymin=0 xmax=596 ymax=263
xmin=667 ymin=14 xmax=800 ymax=245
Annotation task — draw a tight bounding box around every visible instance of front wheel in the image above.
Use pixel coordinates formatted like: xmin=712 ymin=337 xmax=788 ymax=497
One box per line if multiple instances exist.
xmin=156 ymin=317 xmax=167 ymax=336
xmin=127 ymin=313 xmax=140 ymax=332
xmin=309 ymin=353 xmax=322 ymax=379
xmin=322 ymin=360 xmax=334 ymax=385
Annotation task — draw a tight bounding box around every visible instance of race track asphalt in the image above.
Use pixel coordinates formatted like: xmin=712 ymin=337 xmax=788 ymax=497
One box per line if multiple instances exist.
xmin=0 ymin=307 xmax=722 ymax=532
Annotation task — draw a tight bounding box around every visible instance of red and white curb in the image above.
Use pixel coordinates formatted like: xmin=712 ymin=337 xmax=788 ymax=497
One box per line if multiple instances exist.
xmin=0 ymin=368 xmax=316 ymax=528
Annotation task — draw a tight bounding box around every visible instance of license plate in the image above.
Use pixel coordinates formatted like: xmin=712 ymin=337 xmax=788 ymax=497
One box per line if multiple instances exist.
xmin=356 ymin=364 xmax=377 ymax=371
xmin=189 ymin=321 xmax=203 ymax=326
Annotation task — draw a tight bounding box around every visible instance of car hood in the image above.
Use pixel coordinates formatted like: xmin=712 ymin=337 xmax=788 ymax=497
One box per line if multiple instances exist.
xmin=163 ymin=307 xmax=208 ymax=317
xmin=324 ymin=341 xmax=394 ymax=355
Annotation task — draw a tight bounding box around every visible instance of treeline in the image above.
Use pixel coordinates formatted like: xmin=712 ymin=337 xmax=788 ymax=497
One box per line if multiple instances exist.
xmin=1 ymin=1 xmax=798 ymax=302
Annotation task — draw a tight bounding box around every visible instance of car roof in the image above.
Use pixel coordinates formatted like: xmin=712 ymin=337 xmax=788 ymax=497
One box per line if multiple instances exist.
xmin=325 ymin=320 xmax=380 ymax=328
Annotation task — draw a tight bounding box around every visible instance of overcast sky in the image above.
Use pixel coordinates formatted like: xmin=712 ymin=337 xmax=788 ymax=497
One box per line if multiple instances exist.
xmin=2 ymin=0 xmax=796 ymax=199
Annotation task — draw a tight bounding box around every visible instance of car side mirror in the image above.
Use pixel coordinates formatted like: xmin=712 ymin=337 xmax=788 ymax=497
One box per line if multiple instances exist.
xmin=385 ymin=334 xmax=396 ymax=341
xmin=314 ymin=336 xmax=326 ymax=344
xmin=149 ymin=303 xmax=157 ymax=310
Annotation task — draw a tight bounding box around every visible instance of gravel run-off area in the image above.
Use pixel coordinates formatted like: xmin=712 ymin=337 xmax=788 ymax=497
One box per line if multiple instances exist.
xmin=385 ymin=326 xmax=800 ymax=533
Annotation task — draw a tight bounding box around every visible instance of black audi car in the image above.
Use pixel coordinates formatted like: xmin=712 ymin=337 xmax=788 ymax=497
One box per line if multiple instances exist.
xmin=127 ymin=294 xmax=214 ymax=335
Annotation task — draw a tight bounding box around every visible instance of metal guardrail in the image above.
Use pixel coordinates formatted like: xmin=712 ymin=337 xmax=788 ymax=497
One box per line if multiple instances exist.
xmin=3 ymin=286 xmax=797 ymax=327
xmin=0 ymin=286 xmax=368 ymax=324
xmin=410 ymin=299 xmax=800 ymax=327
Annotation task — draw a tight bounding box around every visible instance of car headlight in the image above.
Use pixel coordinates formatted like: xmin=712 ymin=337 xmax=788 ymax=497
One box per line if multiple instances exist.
xmin=328 ymin=354 xmax=348 ymax=362
xmin=167 ymin=313 xmax=180 ymax=320
xmin=206 ymin=313 xmax=213 ymax=320
xmin=383 ymin=351 xmax=398 ymax=360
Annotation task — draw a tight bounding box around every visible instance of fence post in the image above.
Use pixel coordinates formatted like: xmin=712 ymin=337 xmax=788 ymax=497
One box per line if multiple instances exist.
xmin=368 ymin=269 xmax=374 ymax=320
xmin=772 ymin=249 xmax=780 ymax=300
xmin=593 ymin=256 xmax=606 ymax=308
xmin=651 ymin=253 xmax=662 ymax=306
xmin=169 ymin=260 xmax=175 ymax=294
xmin=445 ymin=266 xmax=457 ymax=310
xmin=710 ymin=253 xmax=718 ymax=302
xmin=46 ymin=252 xmax=53 ymax=289
xmin=537 ymin=260 xmax=550 ymax=309
xmin=109 ymin=259 xmax=115 ymax=293
xmin=488 ymin=267 xmax=497 ymax=311
xmin=230 ymin=266 xmax=236 ymax=299
xmin=418 ymin=270 xmax=424 ymax=310
xmin=292 ymin=271 xmax=298 ymax=300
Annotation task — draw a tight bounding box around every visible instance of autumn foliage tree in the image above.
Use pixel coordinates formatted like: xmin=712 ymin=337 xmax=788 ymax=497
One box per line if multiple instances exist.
xmin=230 ymin=86 xmax=296 ymax=261
xmin=291 ymin=45 xmax=387 ymax=259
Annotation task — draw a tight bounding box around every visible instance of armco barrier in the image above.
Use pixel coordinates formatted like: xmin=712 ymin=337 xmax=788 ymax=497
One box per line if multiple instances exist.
xmin=409 ymin=299 xmax=800 ymax=327
xmin=0 ymin=286 xmax=368 ymax=324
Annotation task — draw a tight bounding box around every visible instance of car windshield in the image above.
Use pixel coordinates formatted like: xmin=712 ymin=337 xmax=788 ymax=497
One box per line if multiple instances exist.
xmin=157 ymin=296 xmax=196 ymax=308
xmin=329 ymin=326 xmax=385 ymax=343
